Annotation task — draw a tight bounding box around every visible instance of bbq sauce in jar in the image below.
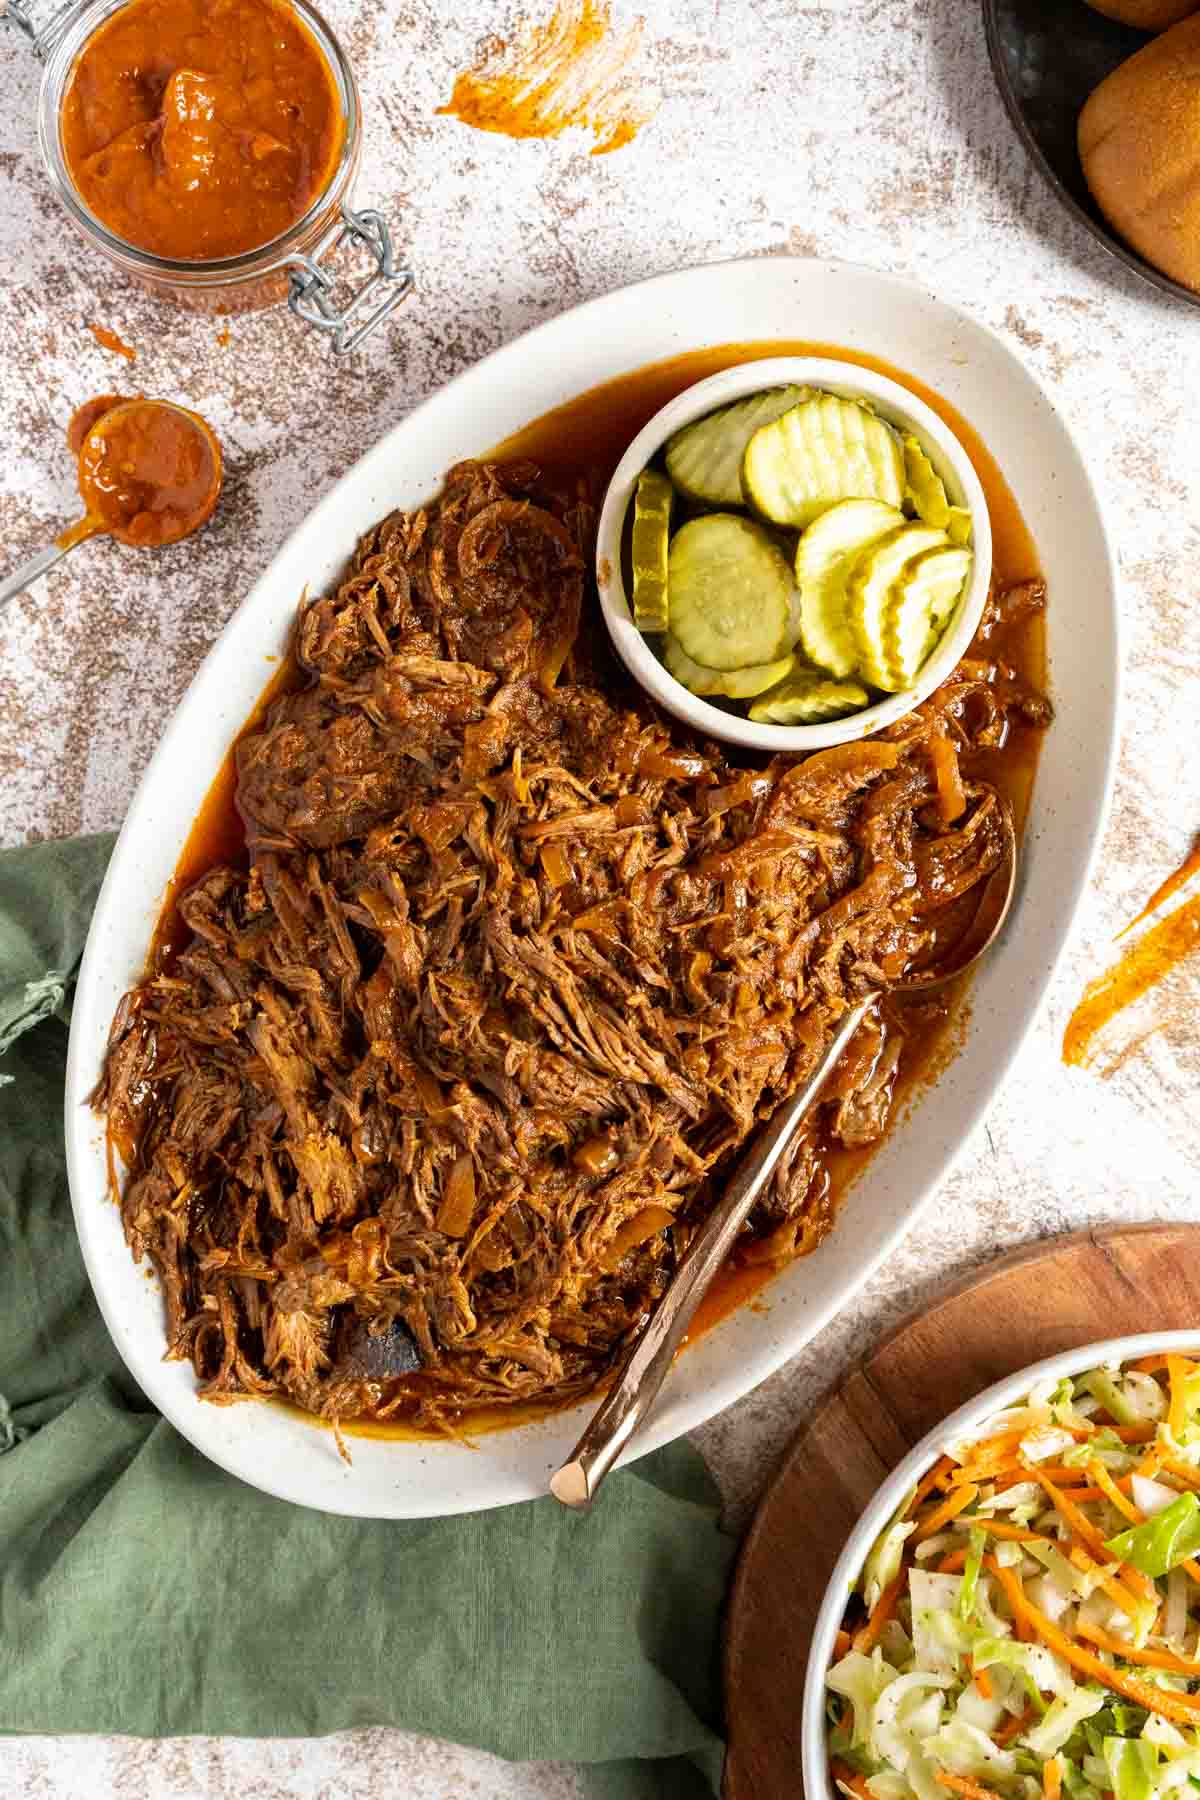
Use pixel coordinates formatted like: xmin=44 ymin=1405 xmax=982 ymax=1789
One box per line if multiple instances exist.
xmin=60 ymin=0 xmax=344 ymax=261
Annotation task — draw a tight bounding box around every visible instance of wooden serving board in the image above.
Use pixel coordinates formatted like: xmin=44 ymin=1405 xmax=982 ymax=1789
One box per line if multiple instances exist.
xmin=723 ymin=1223 xmax=1200 ymax=1799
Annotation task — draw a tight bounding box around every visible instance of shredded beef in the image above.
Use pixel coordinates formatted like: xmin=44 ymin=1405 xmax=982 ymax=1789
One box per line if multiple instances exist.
xmin=96 ymin=460 xmax=1051 ymax=1432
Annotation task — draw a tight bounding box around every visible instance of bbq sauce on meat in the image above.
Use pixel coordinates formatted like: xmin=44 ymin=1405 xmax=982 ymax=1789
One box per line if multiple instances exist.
xmin=103 ymin=343 xmax=1048 ymax=1441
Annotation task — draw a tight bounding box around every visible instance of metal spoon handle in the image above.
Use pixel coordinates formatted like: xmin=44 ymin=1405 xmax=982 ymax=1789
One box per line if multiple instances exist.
xmin=0 ymin=540 xmax=73 ymax=611
xmin=550 ymin=991 xmax=878 ymax=1510
xmin=0 ymin=516 xmax=100 ymax=612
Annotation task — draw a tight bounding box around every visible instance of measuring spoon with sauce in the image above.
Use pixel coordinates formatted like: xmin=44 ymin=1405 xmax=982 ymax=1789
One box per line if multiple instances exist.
xmin=0 ymin=396 xmax=223 ymax=612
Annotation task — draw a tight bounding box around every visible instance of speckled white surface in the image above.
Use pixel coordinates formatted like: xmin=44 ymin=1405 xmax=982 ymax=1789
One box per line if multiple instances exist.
xmin=2 ymin=0 xmax=1199 ymax=1793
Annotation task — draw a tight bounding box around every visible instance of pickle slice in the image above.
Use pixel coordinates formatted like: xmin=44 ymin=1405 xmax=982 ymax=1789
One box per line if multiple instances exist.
xmin=663 ymin=635 xmax=796 ymax=700
xmin=630 ymin=468 xmax=674 ymax=632
xmin=879 ymin=546 xmax=971 ymax=691
xmin=902 ymin=434 xmax=951 ymax=530
xmin=748 ymin=669 xmax=869 ymax=725
xmin=947 ymin=505 xmax=973 ymax=547
xmin=742 ymin=394 xmax=905 ymax=529
xmin=667 ymin=514 xmax=792 ymax=672
xmin=846 ymin=524 xmax=947 ymax=688
xmin=665 ymin=385 xmax=811 ymax=508
xmin=794 ymin=498 xmax=906 ymax=679
xmin=911 ymin=544 xmax=972 ymax=630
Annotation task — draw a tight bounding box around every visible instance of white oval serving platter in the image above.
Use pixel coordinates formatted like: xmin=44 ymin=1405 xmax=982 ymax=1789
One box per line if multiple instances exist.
xmin=64 ymin=257 xmax=1120 ymax=1518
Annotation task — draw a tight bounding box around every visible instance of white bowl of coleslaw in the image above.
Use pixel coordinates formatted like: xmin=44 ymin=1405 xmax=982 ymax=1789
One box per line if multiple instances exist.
xmin=802 ymin=1332 xmax=1200 ymax=1800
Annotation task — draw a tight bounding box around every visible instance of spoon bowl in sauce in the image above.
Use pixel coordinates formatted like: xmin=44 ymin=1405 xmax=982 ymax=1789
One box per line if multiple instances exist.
xmin=0 ymin=395 xmax=222 ymax=611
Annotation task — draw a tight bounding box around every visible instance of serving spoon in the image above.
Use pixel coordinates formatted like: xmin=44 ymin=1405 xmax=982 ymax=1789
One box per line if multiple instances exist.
xmin=550 ymin=796 xmax=1018 ymax=1511
xmin=0 ymin=396 xmax=223 ymax=613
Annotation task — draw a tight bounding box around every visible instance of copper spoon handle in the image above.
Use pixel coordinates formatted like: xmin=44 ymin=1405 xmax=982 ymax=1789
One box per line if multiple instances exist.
xmin=549 ymin=993 xmax=877 ymax=1511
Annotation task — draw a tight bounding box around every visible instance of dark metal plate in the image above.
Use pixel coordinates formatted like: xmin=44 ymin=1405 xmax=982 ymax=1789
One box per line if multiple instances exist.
xmin=982 ymin=0 xmax=1200 ymax=308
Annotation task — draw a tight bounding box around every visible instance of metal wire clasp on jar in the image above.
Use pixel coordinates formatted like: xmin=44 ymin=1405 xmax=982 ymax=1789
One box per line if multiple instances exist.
xmin=4 ymin=0 xmax=413 ymax=353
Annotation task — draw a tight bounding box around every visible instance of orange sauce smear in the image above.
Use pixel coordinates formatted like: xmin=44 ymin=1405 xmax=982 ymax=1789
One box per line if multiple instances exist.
xmin=62 ymin=0 xmax=344 ymax=262
xmin=127 ymin=340 xmax=1046 ymax=1439
xmin=88 ymin=322 xmax=136 ymax=361
xmin=437 ymin=0 xmax=656 ymax=155
xmin=1063 ymin=841 xmax=1200 ymax=1070
xmin=1116 ymin=837 xmax=1200 ymax=941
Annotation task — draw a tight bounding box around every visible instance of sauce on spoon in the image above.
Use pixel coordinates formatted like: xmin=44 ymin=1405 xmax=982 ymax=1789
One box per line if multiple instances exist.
xmin=63 ymin=395 xmax=223 ymax=550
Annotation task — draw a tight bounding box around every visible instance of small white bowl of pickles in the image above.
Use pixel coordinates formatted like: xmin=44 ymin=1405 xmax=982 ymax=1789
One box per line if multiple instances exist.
xmin=595 ymin=356 xmax=993 ymax=751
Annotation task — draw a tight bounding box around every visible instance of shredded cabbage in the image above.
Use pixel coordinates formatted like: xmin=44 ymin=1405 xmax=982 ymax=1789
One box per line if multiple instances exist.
xmin=1023 ymin=1688 xmax=1108 ymax=1757
xmin=871 ymin=1672 xmax=954 ymax=1770
xmin=866 ymin=1774 xmax=913 ymax=1800
xmin=1101 ymin=1735 xmax=1158 ymax=1800
xmin=973 ymin=1635 xmax=1075 ymax=1698
xmin=827 ymin=1649 xmax=899 ymax=1748
xmin=1080 ymin=1371 xmax=1143 ymax=1430
xmin=1132 ymin=1474 xmax=1185 ymax=1518
xmin=923 ymin=1718 xmax=1017 ymax=1780
xmin=959 ymin=1529 xmax=987 ymax=1623
xmin=1105 ymin=1493 xmax=1200 ymax=1578
xmin=823 ymin=1358 xmax=1200 ymax=1800
xmin=909 ymin=1570 xmax=969 ymax=1671
xmin=863 ymin=1512 xmax=918 ymax=1614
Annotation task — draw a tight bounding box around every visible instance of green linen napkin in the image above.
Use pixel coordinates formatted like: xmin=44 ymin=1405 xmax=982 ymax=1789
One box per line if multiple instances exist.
xmin=0 ymin=835 xmax=734 ymax=1798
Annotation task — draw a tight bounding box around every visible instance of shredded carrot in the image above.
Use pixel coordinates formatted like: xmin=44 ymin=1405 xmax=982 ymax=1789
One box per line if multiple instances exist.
xmin=1136 ymin=1448 xmax=1162 ymax=1479
xmin=1158 ymin=1452 xmax=1200 ymax=1492
xmin=936 ymin=1771 xmax=1005 ymax=1800
xmin=831 ymin=1759 xmax=873 ymax=1800
xmin=994 ymin=1703 xmax=1037 ymax=1745
xmin=1044 ymin=1758 xmax=1062 ymax=1800
xmin=952 ymin=1462 xmax=1025 ymax=1488
xmin=937 ymin=1548 xmax=968 ymax=1573
xmin=1022 ymin=1464 xmax=1108 ymax=1482
xmin=960 ymin=1427 xmax=1031 ymax=1457
xmin=949 ymin=1431 xmax=1042 ymax=1481
xmin=1066 ymin=1545 xmax=1150 ymax=1627
xmin=853 ymin=1571 xmax=903 ymax=1653
xmin=834 ymin=1628 xmax=851 ymax=1658
xmin=1132 ymin=1355 xmax=1171 ymax=1374
xmin=1168 ymin=1356 xmax=1196 ymax=1439
xmin=972 ymin=1520 xmax=1048 ymax=1543
xmin=906 ymin=1456 xmax=956 ymax=1515
xmin=1088 ymin=1458 xmax=1141 ymax=1524
xmin=974 ymin=1666 xmax=994 ymax=1699
xmin=1012 ymin=1603 xmax=1035 ymax=1643
xmin=1056 ymin=1485 xmax=1106 ymax=1502
xmin=968 ymin=1463 xmax=1100 ymax=1488
xmin=1077 ymin=1617 xmax=1200 ymax=1677
xmin=1089 ymin=1461 xmax=1200 ymax=1586
xmin=948 ymin=1433 xmax=1161 ymax=1488
xmin=1030 ymin=1468 xmax=1116 ymax=1560
xmin=988 ymin=1560 xmax=1200 ymax=1724
xmin=1031 ymin=1469 xmax=1156 ymax=1601
xmin=915 ymin=1485 xmax=979 ymax=1541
